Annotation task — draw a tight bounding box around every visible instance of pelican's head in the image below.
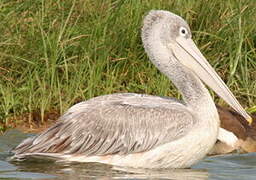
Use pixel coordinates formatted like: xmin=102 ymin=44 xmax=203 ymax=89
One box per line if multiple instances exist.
xmin=142 ymin=10 xmax=252 ymax=124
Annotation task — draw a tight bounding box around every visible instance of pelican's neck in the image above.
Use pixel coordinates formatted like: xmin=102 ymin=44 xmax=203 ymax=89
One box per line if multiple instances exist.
xmin=163 ymin=61 xmax=212 ymax=106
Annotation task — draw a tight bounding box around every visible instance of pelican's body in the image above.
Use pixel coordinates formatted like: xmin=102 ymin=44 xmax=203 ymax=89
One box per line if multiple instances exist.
xmin=11 ymin=10 xmax=251 ymax=169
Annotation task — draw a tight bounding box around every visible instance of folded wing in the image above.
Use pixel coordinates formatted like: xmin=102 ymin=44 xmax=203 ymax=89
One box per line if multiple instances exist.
xmin=12 ymin=93 xmax=196 ymax=159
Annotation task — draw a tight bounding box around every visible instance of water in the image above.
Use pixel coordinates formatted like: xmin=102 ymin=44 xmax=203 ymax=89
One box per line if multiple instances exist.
xmin=1 ymin=130 xmax=256 ymax=180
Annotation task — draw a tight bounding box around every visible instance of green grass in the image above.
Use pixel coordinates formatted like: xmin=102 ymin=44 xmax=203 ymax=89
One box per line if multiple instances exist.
xmin=0 ymin=0 xmax=256 ymax=131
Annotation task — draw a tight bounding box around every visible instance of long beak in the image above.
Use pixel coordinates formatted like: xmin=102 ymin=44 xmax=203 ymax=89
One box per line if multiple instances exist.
xmin=169 ymin=36 xmax=252 ymax=124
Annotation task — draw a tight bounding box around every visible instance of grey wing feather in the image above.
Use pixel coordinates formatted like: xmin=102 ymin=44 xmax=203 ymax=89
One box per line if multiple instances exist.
xmin=12 ymin=93 xmax=196 ymax=158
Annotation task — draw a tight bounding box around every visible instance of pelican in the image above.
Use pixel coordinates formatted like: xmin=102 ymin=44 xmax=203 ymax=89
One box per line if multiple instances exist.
xmin=11 ymin=10 xmax=252 ymax=169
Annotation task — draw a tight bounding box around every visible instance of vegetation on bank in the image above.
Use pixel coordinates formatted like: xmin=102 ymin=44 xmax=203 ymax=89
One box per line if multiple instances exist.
xmin=0 ymin=0 xmax=256 ymax=132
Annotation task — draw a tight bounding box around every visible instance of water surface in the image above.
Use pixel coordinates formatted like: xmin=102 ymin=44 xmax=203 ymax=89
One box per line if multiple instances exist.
xmin=1 ymin=129 xmax=256 ymax=180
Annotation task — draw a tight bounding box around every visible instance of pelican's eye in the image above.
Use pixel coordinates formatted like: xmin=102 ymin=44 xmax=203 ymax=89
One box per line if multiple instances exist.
xmin=179 ymin=27 xmax=188 ymax=37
